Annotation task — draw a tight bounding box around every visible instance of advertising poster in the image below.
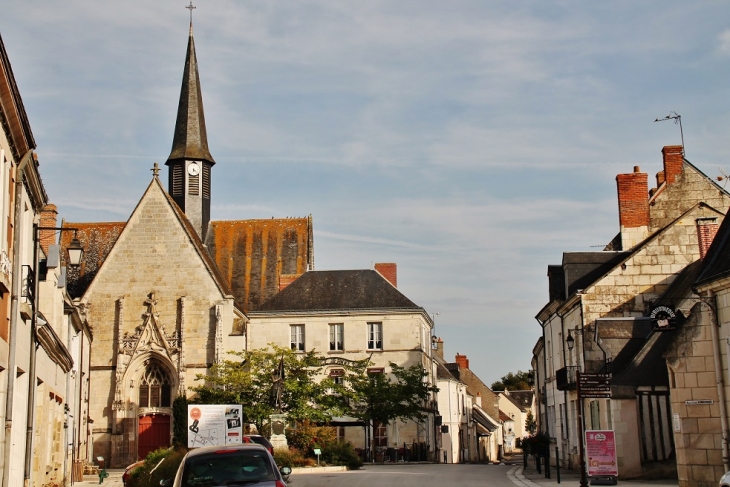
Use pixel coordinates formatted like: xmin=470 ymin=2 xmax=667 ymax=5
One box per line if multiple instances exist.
xmin=585 ymin=430 xmax=618 ymax=477
xmin=188 ymin=405 xmax=243 ymax=448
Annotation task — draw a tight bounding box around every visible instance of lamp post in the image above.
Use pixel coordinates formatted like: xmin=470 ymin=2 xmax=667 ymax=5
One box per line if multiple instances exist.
xmin=24 ymin=225 xmax=83 ymax=484
xmin=566 ymin=331 xmax=588 ymax=487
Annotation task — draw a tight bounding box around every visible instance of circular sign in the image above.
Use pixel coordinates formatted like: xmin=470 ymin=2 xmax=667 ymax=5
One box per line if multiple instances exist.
xmin=190 ymin=407 xmax=202 ymax=420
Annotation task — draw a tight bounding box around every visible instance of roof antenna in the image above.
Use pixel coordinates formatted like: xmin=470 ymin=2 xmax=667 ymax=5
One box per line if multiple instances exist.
xmin=654 ymin=111 xmax=685 ymax=157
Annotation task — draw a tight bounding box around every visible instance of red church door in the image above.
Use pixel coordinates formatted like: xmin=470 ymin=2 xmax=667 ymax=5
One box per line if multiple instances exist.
xmin=138 ymin=414 xmax=171 ymax=460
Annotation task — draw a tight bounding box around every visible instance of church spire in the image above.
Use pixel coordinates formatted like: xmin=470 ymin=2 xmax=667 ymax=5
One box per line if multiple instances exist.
xmin=166 ymin=17 xmax=214 ymax=166
xmin=166 ymin=10 xmax=215 ymax=241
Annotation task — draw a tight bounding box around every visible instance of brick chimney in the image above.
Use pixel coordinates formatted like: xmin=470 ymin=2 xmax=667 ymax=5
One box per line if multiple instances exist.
xmin=433 ymin=337 xmax=444 ymax=358
xmin=662 ymin=145 xmax=684 ymax=185
xmin=455 ymin=353 xmax=469 ymax=369
xmin=616 ymin=166 xmax=649 ymax=250
xmin=375 ymin=263 xmax=397 ymax=287
xmin=697 ymin=218 xmax=719 ymax=259
xmin=279 ymin=274 xmax=299 ymax=291
xmin=39 ymin=204 xmax=58 ymax=256
xmin=476 ymin=392 xmax=482 ymax=408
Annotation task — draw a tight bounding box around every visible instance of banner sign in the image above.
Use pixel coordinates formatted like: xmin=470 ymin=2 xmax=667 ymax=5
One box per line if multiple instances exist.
xmin=650 ymin=306 xmax=676 ymax=331
xmin=586 ymin=430 xmax=618 ymax=477
xmin=188 ymin=404 xmax=243 ymax=448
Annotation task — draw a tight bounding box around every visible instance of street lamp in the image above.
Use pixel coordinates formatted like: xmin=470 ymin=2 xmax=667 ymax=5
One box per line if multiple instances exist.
xmin=25 ymin=225 xmax=83 ymax=483
xmin=566 ymin=331 xmax=588 ymax=487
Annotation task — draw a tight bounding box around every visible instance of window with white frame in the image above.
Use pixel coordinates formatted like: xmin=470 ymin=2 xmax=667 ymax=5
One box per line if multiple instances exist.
xmin=367 ymin=322 xmax=383 ymax=350
xmin=290 ymin=324 xmax=305 ymax=351
xmin=329 ymin=323 xmax=344 ymax=351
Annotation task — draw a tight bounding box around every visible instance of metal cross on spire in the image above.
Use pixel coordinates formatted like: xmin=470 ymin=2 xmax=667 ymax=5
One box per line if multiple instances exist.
xmin=185 ymin=1 xmax=196 ymax=24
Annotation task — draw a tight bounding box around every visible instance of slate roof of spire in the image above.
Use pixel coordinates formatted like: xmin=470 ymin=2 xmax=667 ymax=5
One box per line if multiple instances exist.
xmin=166 ymin=24 xmax=215 ymax=166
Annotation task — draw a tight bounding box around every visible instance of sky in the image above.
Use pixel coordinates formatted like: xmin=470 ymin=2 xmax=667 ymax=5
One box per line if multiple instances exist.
xmin=3 ymin=1 xmax=730 ymax=386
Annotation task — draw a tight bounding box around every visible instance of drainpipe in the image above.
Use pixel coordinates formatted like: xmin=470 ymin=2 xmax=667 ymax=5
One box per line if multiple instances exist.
xmin=2 ymin=150 xmax=33 ymax=487
xmin=557 ymin=310 xmax=569 ymax=468
xmin=705 ymin=291 xmax=730 ymax=471
xmin=24 ymin=222 xmax=40 ymax=485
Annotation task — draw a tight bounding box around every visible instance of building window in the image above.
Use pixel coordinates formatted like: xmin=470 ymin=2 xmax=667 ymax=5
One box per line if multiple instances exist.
xmin=374 ymin=421 xmax=387 ymax=447
xmin=367 ymin=322 xmax=383 ymax=350
xmin=138 ymin=361 xmax=172 ymax=408
xmin=291 ymin=324 xmax=305 ymax=351
xmin=329 ymin=323 xmax=344 ymax=351
xmin=329 ymin=369 xmax=345 ymax=386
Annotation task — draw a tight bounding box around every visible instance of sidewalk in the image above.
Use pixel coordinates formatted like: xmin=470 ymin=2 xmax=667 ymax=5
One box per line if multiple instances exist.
xmin=509 ymin=465 xmax=679 ymax=487
xmin=76 ymin=468 xmax=125 ymax=486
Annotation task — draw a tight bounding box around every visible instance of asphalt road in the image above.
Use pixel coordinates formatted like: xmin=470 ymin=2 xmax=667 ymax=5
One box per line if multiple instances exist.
xmin=288 ymin=463 xmax=516 ymax=487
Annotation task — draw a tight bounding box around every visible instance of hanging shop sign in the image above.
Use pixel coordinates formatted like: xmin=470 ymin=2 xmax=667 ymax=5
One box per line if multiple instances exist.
xmin=650 ymin=306 xmax=677 ymax=331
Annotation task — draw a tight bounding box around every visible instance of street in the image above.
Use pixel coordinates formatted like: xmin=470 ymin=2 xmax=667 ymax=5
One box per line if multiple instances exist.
xmin=288 ymin=464 xmax=516 ymax=487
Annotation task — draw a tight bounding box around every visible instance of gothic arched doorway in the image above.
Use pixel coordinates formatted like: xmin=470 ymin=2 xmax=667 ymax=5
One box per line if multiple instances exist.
xmin=138 ymin=415 xmax=171 ymax=459
xmin=135 ymin=359 xmax=174 ymax=459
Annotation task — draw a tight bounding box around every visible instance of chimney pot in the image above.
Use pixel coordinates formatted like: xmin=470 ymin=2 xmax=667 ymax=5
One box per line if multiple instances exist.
xmin=455 ymin=353 xmax=469 ymax=369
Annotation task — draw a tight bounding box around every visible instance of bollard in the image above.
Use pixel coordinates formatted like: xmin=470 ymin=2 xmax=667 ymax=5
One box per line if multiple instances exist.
xmin=545 ymin=450 xmax=550 ymax=479
xmin=556 ymin=447 xmax=561 ymax=484
xmin=523 ymin=450 xmax=528 ymax=469
xmin=536 ymin=453 xmax=541 ymax=474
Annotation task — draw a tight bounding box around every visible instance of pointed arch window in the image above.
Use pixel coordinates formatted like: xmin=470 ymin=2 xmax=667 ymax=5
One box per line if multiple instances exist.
xmin=138 ymin=361 xmax=172 ymax=408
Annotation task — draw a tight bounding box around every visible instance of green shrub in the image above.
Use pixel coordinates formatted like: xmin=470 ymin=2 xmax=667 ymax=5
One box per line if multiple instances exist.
xmin=322 ymin=441 xmax=362 ymax=470
xmin=285 ymin=420 xmax=337 ymax=455
xmin=273 ymin=447 xmax=314 ymax=468
xmin=126 ymin=447 xmax=187 ymax=487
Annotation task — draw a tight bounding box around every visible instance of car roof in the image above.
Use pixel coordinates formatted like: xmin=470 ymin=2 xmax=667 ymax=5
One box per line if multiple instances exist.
xmin=185 ymin=443 xmax=269 ymax=458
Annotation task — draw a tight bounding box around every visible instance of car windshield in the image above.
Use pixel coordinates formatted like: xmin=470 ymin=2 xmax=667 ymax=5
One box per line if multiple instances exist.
xmin=181 ymin=450 xmax=275 ymax=487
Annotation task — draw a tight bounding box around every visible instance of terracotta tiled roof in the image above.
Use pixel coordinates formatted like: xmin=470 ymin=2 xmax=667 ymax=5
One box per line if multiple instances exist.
xmin=206 ymin=217 xmax=313 ymax=312
xmin=60 ymin=221 xmax=126 ymax=298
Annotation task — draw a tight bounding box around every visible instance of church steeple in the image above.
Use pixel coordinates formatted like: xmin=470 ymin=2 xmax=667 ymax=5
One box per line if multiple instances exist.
xmin=166 ymin=15 xmax=215 ymax=241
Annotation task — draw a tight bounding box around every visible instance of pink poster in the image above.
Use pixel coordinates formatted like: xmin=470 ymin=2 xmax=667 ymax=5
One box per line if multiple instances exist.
xmin=585 ymin=430 xmax=618 ymax=477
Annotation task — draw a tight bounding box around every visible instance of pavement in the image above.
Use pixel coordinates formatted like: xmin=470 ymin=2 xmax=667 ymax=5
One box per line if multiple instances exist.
xmin=77 ymin=468 xmax=125 ymax=486
xmin=509 ymin=463 xmax=679 ymax=487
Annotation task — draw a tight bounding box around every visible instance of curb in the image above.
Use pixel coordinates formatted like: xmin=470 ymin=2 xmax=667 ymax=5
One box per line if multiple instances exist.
xmin=291 ymin=466 xmax=348 ymax=474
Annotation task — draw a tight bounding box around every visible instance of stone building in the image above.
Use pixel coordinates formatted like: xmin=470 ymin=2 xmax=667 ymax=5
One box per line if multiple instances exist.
xmin=60 ymin=23 xmax=313 ymax=467
xmin=247 ymin=263 xmax=438 ymax=459
xmin=533 ymin=145 xmax=730 ymax=478
xmin=0 ymin=32 xmax=92 ymax=487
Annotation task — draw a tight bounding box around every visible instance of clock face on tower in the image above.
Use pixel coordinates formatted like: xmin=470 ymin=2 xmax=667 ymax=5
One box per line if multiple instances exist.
xmin=188 ymin=162 xmax=200 ymax=176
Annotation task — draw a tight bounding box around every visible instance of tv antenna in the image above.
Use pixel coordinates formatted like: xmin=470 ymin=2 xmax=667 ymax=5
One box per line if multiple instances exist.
xmin=716 ymin=167 xmax=730 ymax=189
xmin=654 ymin=111 xmax=685 ymax=156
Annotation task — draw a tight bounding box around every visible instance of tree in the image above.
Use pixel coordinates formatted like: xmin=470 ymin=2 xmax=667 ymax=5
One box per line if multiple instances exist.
xmin=347 ymin=362 xmax=438 ymax=460
xmin=525 ymin=410 xmax=537 ymax=435
xmin=190 ymin=345 xmax=338 ymax=430
xmin=490 ymin=370 xmax=534 ymax=391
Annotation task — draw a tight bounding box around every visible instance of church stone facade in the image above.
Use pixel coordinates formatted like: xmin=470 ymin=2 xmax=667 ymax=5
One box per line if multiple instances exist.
xmin=61 ymin=24 xmax=312 ymax=467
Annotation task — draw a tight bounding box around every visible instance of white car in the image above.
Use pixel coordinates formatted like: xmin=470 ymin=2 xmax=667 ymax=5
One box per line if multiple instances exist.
xmin=720 ymin=471 xmax=730 ymax=487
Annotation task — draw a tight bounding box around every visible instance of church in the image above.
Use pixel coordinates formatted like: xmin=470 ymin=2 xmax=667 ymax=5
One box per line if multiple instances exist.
xmin=58 ymin=22 xmax=313 ymax=467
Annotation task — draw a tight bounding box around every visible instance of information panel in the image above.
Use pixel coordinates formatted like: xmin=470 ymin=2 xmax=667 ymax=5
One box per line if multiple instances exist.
xmin=585 ymin=430 xmax=618 ymax=477
xmin=187 ymin=404 xmax=243 ymax=448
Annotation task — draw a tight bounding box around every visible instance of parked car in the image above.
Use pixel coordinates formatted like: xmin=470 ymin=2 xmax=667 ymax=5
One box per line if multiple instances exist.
xmin=122 ymin=460 xmax=145 ymax=485
xmin=242 ymin=434 xmax=274 ymax=453
xmin=161 ymin=443 xmax=291 ymax=487
xmin=720 ymin=471 xmax=730 ymax=487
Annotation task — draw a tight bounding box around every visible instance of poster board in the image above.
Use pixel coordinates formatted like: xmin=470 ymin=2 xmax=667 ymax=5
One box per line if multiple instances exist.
xmin=188 ymin=405 xmax=243 ymax=448
xmin=585 ymin=430 xmax=618 ymax=477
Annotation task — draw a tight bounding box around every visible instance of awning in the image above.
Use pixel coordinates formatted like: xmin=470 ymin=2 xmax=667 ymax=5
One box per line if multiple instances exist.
xmin=316 ymin=415 xmax=366 ymax=427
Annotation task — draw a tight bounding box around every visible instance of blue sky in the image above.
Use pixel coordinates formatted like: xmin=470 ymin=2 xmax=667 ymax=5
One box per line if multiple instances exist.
xmin=3 ymin=1 xmax=730 ymax=386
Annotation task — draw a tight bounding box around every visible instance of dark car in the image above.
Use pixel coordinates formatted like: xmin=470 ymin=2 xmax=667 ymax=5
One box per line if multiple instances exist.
xmin=242 ymin=435 xmax=274 ymax=454
xmin=162 ymin=443 xmax=291 ymax=487
xmin=122 ymin=460 xmax=145 ymax=485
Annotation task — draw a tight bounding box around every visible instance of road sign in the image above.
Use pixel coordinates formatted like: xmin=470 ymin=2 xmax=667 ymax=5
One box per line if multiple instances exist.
xmin=578 ymin=372 xmax=611 ymax=398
